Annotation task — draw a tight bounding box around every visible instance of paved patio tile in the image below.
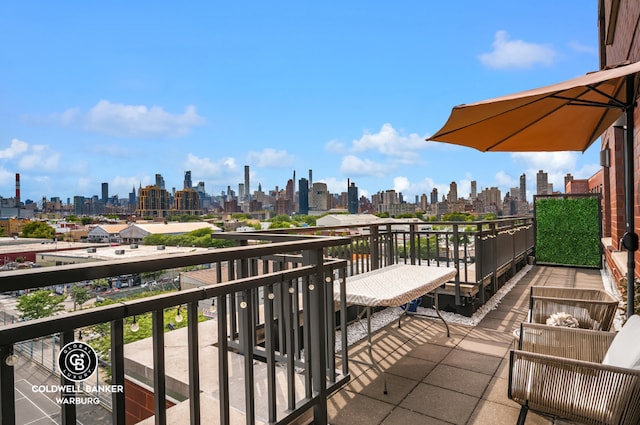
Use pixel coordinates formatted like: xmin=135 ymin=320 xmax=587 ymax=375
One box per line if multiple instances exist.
xmin=400 ymin=382 xmax=478 ymax=424
xmin=384 ymin=353 xmax=437 ymax=381
xmin=405 ymin=341 xmax=453 ymax=363
xmin=423 ymin=363 xmax=492 ymax=398
xmin=381 ymin=407 xmax=451 ymax=425
xmin=344 ymin=368 xmax=420 ymax=405
xmin=440 ymin=348 xmax=503 ymax=376
xmin=330 ymin=266 xmax=601 ymax=425
xmin=327 ymin=390 xmax=395 ymax=425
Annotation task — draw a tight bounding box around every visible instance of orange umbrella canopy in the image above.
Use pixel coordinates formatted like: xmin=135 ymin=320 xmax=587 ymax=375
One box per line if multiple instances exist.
xmin=427 ymin=61 xmax=640 ymax=152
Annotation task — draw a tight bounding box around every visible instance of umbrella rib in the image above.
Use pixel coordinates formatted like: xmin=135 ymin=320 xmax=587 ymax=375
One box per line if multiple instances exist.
xmin=484 ymin=95 xmax=575 ymax=151
xmin=482 ymin=83 xmax=628 ymax=151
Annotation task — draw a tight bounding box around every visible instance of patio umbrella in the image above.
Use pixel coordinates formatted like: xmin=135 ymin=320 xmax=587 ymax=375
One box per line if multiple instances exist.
xmin=427 ymin=61 xmax=640 ymax=317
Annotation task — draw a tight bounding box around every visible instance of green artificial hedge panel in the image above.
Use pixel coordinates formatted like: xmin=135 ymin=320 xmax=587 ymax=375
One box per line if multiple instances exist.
xmin=535 ymin=196 xmax=601 ymax=268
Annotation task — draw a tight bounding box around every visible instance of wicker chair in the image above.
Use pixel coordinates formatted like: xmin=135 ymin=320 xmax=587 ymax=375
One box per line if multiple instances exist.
xmin=509 ymin=316 xmax=640 ymax=425
xmin=529 ymin=286 xmax=619 ymax=331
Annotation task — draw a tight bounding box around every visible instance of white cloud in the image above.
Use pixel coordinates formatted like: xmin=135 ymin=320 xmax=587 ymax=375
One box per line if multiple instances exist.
xmin=325 ymin=139 xmax=346 ymax=154
xmin=479 ymin=30 xmax=557 ymax=69
xmin=511 ymin=152 xmax=577 ymax=172
xmin=18 ymin=145 xmax=60 ymax=171
xmin=351 ymin=123 xmax=428 ymax=161
xmin=44 ymin=100 xmax=205 ymax=138
xmin=495 ymin=170 xmax=517 ymax=187
xmin=0 ymin=139 xmax=29 ymax=159
xmin=247 ymin=148 xmax=295 ymax=168
xmin=184 ymin=153 xmax=238 ymax=177
xmin=340 ymin=155 xmax=387 ymax=178
xmin=393 ymin=176 xmax=411 ymax=193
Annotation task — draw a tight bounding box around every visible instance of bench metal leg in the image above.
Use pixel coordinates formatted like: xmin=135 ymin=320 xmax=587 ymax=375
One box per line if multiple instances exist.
xmin=517 ymin=404 xmax=528 ymax=425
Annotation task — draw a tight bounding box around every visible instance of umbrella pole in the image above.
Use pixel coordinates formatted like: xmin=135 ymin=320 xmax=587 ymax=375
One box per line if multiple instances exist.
xmin=624 ymin=74 xmax=637 ymax=318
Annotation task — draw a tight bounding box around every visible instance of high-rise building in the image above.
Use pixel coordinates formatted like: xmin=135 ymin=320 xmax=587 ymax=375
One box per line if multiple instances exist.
xmin=470 ymin=181 xmax=477 ymax=200
xmin=184 ymin=171 xmax=192 ymax=190
xmin=101 ymin=182 xmax=108 ymax=203
xmin=520 ymin=173 xmax=527 ymax=202
xmin=129 ymin=186 xmax=136 ymax=213
xmin=155 ymin=174 xmax=166 ymax=190
xmin=298 ymin=178 xmax=309 ymax=215
xmin=244 ymin=165 xmax=250 ymax=202
xmin=536 ymin=170 xmax=548 ymax=195
xmin=311 ymin=182 xmax=328 ymax=211
xmin=137 ymin=185 xmax=171 ymax=218
xmin=174 ymin=189 xmax=201 ymax=215
xmin=430 ymin=188 xmax=438 ymax=205
xmin=447 ymin=182 xmax=458 ymax=202
xmin=347 ymin=180 xmax=358 ymax=214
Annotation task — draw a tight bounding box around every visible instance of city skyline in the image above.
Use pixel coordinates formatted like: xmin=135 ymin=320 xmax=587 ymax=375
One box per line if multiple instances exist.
xmin=1 ymin=2 xmax=600 ymax=203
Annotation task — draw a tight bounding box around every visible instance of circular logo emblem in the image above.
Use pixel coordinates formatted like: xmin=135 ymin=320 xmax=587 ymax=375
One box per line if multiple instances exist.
xmin=58 ymin=342 xmax=98 ymax=382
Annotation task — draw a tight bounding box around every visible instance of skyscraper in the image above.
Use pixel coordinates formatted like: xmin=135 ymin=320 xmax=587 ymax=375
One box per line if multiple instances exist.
xmin=520 ymin=173 xmax=527 ymax=202
xmin=101 ymin=182 xmax=108 ymax=203
xmin=184 ymin=171 xmax=192 ymax=190
xmin=347 ymin=180 xmax=358 ymax=214
xmin=244 ymin=165 xmax=250 ymax=202
xmin=536 ymin=170 xmax=548 ymax=195
xmin=298 ymin=178 xmax=309 ymax=215
xmin=155 ymin=174 xmax=165 ymax=189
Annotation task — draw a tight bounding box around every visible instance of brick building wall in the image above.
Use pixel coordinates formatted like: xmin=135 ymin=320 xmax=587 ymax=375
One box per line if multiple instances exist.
xmin=599 ymin=0 xmax=640 ymax=281
xmin=125 ymin=379 xmax=175 ymax=425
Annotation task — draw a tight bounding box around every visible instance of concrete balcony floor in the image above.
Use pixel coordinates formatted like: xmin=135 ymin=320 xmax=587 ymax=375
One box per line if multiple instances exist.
xmin=328 ymin=265 xmax=610 ymax=425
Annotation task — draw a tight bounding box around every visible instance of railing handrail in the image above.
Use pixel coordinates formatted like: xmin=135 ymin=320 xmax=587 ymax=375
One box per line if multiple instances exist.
xmin=0 ymin=235 xmax=350 ymax=293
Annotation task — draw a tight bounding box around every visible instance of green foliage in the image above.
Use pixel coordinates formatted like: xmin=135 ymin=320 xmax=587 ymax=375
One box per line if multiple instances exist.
xmin=441 ymin=212 xmax=473 ymax=222
xmin=87 ymin=301 xmax=209 ymax=363
xmin=396 ymin=213 xmax=416 ymax=219
xmin=482 ymin=213 xmax=497 ymax=221
xmin=81 ymin=217 xmax=93 ymax=225
xmin=70 ymin=285 xmax=91 ymax=310
xmin=397 ymin=235 xmax=439 ymax=260
xmin=142 ymin=228 xmax=235 ymax=248
xmin=66 ymin=215 xmax=79 ymax=222
xmin=374 ymin=212 xmax=390 ymax=218
xmin=21 ymin=221 xmax=55 ymax=238
xmin=16 ymin=290 xmax=66 ymax=320
xmin=268 ymin=221 xmax=292 ymax=229
xmin=166 ymin=214 xmax=202 ymax=222
xmin=535 ymin=197 xmax=601 ymax=267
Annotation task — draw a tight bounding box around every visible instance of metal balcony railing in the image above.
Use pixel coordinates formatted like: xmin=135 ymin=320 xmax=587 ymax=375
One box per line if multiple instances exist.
xmin=0 ymin=234 xmax=350 ymax=425
xmin=0 ymin=217 xmax=534 ymax=424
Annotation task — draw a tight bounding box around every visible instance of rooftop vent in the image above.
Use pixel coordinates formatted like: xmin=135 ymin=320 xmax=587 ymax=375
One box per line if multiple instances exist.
xmin=130 ymin=244 xmax=138 ymax=249
xmin=86 ymin=247 xmax=96 ymax=253
xmin=157 ymin=245 xmax=165 ymax=250
xmin=115 ymin=249 xmax=125 ymax=255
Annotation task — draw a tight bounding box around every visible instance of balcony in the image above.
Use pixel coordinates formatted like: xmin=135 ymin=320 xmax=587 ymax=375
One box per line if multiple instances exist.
xmin=0 ymin=217 xmax=609 ymax=424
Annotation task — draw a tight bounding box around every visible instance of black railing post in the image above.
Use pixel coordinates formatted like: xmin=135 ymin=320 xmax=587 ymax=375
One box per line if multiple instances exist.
xmin=0 ymin=344 xmax=16 ymax=425
xmin=306 ymin=248 xmax=328 ymax=425
xmin=152 ymin=309 xmax=167 ymax=425
xmin=60 ymin=330 xmax=76 ymax=425
xmin=370 ymin=225 xmax=379 ymax=270
xmin=386 ymin=224 xmax=394 ymax=267
xmin=453 ymin=224 xmax=461 ymax=305
xmin=111 ymin=318 xmax=126 ymax=425
xmin=409 ymin=223 xmax=416 ymax=265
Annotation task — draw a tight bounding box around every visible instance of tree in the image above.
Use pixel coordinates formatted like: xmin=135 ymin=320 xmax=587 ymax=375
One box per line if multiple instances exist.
xmin=70 ymin=285 xmax=91 ymax=310
xmin=20 ymin=221 xmax=55 ymax=239
xmin=16 ymin=290 xmax=65 ymax=320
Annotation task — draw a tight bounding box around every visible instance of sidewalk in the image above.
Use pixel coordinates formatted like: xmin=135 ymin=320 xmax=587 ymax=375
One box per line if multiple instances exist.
xmin=327 ymin=265 xmax=608 ymax=425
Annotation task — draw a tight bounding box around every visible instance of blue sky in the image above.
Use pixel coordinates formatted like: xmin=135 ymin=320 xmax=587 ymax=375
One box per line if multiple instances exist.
xmin=0 ymin=1 xmax=600 ymax=205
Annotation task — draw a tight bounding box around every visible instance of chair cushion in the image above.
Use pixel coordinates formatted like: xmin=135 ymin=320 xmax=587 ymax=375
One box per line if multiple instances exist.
xmin=602 ymin=315 xmax=640 ymax=369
